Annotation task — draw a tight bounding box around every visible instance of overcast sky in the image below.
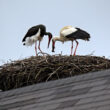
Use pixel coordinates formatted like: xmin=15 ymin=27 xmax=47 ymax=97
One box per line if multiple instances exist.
xmin=0 ymin=0 xmax=110 ymax=65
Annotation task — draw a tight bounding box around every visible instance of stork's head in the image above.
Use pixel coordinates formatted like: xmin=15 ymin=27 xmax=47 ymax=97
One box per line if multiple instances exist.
xmin=46 ymin=32 xmax=52 ymax=48
xmin=52 ymin=39 xmax=55 ymax=52
xmin=52 ymin=37 xmax=58 ymax=52
xmin=52 ymin=36 xmax=62 ymax=52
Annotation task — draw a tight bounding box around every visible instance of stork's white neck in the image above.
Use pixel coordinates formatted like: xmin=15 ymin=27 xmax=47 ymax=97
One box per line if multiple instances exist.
xmin=52 ymin=36 xmax=65 ymax=42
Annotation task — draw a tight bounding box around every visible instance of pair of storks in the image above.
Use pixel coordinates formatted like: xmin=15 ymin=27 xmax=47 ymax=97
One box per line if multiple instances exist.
xmin=22 ymin=24 xmax=90 ymax=55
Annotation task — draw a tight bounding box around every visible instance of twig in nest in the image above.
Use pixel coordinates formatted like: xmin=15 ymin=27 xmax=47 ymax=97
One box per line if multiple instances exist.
xmin=86 ymin=51 xmax=95 ymax=56
xmin=46 ymin=66 xmax=62 ymax=81
xmin=44 ymin=56 xmax=49 ymax=64
xmin=35 ymin=69 xmax=42 ymax=79
xmin=37 ymin=52 xmax=50 ymax=56
xmin=72 ymin=63 xmax=82 ymax=71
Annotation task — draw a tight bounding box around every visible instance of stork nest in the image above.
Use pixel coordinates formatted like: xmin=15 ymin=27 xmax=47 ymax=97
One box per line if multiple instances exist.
xmin=0 ymin=55 xmax=110 ymax=91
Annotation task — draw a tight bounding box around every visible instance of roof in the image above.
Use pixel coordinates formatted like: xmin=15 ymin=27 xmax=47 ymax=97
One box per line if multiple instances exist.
xmin=0 ymin=69 xmax=110 ymax=110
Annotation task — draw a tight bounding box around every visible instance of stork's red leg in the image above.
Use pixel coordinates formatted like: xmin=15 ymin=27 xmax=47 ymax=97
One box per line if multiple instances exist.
xmin=71 ymin=41 xmax=74 ymax=55
xmin=38 ymin=41 xmax=43 ymax=54
xmin=73 ymin=40 xmax=79 ymax=56
xmin=35 ymin=42 xmax=37 ymax=56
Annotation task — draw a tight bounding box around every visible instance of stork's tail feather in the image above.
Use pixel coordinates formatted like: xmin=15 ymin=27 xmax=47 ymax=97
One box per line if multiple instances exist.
xmin=22 ymin=37 xmax=26 ymax=42
xmin=76 ymin=28 xmax=90 ymax=41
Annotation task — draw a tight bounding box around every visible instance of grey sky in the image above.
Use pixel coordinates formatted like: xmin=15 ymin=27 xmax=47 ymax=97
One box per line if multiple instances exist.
xmin=0 ymin=0 xmax=110 ymax=65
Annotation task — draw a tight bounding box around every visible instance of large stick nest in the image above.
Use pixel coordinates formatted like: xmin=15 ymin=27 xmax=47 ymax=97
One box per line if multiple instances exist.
xmin=0 ymin=55 xmax=110 ymax=91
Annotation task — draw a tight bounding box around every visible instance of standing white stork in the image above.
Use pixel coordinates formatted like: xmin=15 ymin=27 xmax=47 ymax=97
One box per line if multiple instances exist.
xmin=52 ymin=26 xmax=90 ymax=55
xmin=22 ymin=24 xmax=52 ymax=55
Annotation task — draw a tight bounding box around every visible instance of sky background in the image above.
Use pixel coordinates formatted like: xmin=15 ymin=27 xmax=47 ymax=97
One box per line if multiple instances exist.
xmin=0 ymin=0 xmax=110 ymax=65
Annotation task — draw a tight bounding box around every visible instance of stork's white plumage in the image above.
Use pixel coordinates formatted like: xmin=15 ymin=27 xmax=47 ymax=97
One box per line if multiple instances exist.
xmin=22 ymin=24 xmax=52 ymax=55
xmin=52 ymin=26 xmax=90 ymax=55
xmin=24 ymin=28 xmax=41 ymax=46
xmin=61 ymin=26 xmax=77 ymax=37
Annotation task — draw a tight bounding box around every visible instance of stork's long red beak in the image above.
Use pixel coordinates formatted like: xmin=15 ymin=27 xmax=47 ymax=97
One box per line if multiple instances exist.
xmin=48 ymin=35 xmax=52 ymax=48
xmin=52 ymin=40 xmax=55 ymax=52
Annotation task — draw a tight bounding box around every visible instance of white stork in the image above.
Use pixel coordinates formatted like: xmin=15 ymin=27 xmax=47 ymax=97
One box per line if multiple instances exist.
xmin=52 ymin=26 xmax=90 ymax=55
xmin=22 ymin=24 xmax=52 ymax=55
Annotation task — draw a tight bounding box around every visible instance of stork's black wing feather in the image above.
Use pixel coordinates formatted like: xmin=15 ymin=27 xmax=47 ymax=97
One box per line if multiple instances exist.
xmin=66 ymin=28 xmax=90 ymax=40
xmin=26 ymin=27 xmax=39 ymax=37
xmin=22 ymin=24 xmax=46 ymax=42
xmin=22 ymin=26 xmax=39 ymax=42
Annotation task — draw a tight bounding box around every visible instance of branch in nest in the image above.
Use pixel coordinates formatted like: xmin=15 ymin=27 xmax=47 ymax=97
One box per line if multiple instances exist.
xmin=46 ymin=66 xmax=62 ymax=81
